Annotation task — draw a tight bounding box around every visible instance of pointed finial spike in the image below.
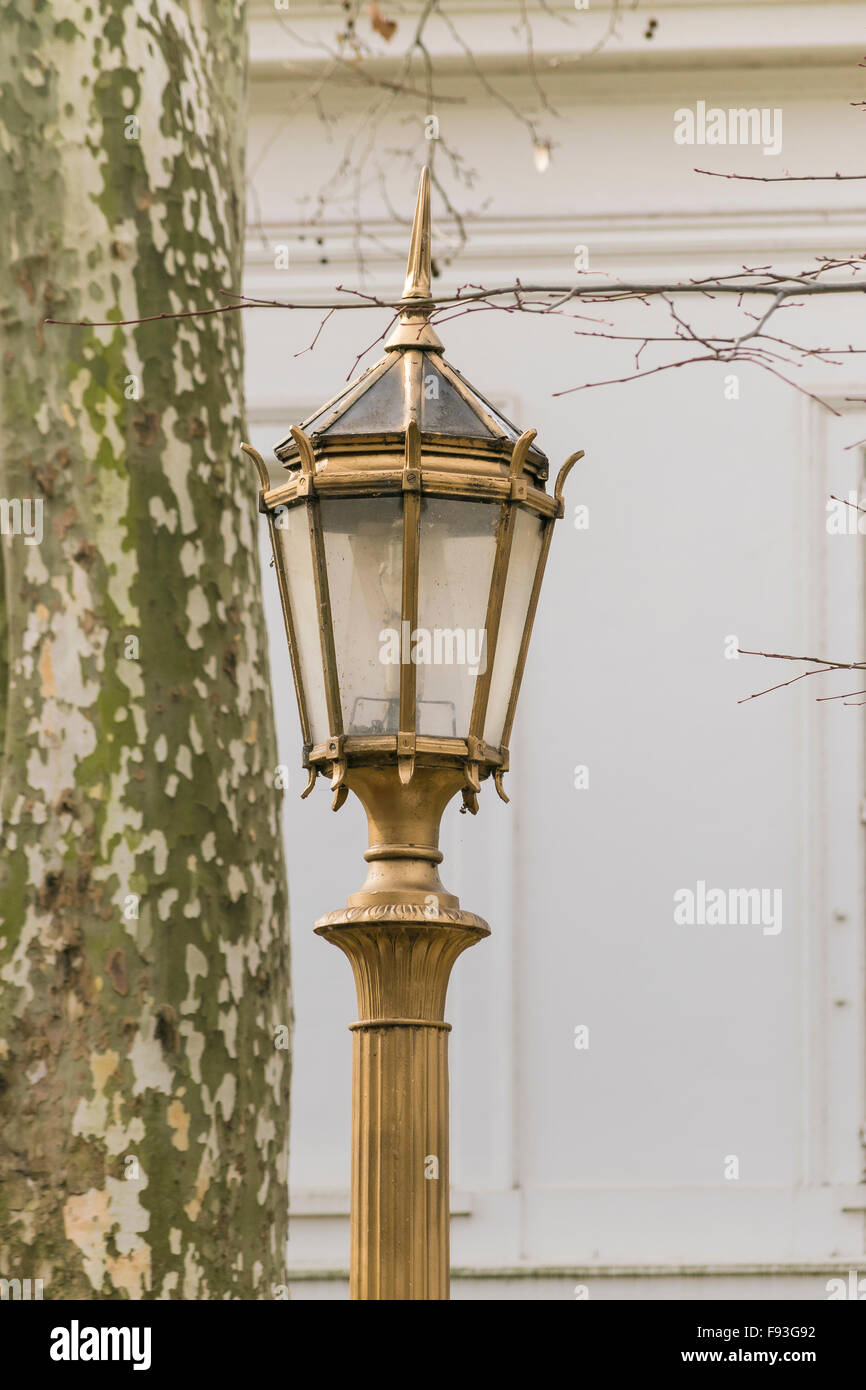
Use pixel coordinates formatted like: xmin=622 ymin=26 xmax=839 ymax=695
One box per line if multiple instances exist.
xmin=385 ymin=167 xmax=443 ymax=350
xmin=402 ymin=166 xmax=432 ymax=302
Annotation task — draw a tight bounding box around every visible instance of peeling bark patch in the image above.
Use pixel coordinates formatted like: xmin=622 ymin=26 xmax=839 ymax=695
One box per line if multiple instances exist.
xmin=38 ymin=642 xmax=56 ymax=698
xmin=183 ymin=1153 xmax=212 ymax=1224
xmin=166 ymin=1098 xmax=190 ymax=1151
xmin=154 ymin=1003 xmax=178 ymax=1053
xmin=63 ymin=1179 xmax=151 ymax=1298
xmin=63 ymin=1188 xmax=113 ymax=1289
xmin=132 ymin=409 xmax=161 ymax=445
xmin=106 ymin=947 xmax=128 ymax=995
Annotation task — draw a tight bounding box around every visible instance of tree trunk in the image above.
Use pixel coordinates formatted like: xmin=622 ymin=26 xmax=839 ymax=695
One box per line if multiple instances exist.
xmin=0 ymin=0 xmax=291 ymax=1299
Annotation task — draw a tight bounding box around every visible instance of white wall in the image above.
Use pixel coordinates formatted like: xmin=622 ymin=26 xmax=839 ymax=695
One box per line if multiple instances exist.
xmin=245 ymin=0 xmax=866 ymax=1298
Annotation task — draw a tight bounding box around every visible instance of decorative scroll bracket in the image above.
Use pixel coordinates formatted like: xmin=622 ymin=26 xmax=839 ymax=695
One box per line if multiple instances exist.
xmin=554 ymin=449 xmax=585 ymax=518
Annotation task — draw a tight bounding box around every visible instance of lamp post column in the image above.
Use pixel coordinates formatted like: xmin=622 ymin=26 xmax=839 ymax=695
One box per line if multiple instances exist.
xmin=251 ymin=163 xmax=579 ymax=1301
xmin=315 ymin=765 xmax=489 ymax=1300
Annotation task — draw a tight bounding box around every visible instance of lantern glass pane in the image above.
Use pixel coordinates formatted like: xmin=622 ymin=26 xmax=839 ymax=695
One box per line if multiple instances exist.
xmin=482 ymin=508 xmax=546 ymax=747
xmin=420 ymin=362 xmax=493 ymax=439
xmin=415 ymin=498 xmax=499 ymax=738
xmin=274 ymin=501 xmax=330 ymax=746
xmin=321 ymin=496 xmax=404 ymax=736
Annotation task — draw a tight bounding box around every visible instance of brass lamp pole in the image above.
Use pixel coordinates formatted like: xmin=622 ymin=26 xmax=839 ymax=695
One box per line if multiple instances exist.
xmin=244 ymin=168 xmax=582 ymax=1300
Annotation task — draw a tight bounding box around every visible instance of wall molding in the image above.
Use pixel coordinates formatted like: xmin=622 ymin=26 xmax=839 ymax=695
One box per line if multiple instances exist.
xmin=287 ymin=1258 xmax=866 ymax=1281
xmin=244 ymin=207 xmax=866 ymax=293
xmin=250 ymin=2 xmax=865 ymax=78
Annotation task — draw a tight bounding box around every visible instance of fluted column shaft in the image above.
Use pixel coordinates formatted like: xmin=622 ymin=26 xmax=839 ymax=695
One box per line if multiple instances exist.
xmin=350 ymin=1013 xmax=450 ymax=1299
xmin=315 ymin=764 xmax=489 ymax=1300
xmin=316 ymin=915 xmax=487 ymax=1299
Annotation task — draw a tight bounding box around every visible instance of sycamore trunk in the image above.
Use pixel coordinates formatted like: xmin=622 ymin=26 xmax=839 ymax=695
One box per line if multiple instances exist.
xmin=0 ymin=0 xmax=291 ymax=1299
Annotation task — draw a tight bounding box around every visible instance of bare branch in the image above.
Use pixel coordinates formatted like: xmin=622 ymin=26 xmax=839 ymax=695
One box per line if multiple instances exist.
xmin=736 ymin=649 xmax=866 ymax=704
xmin=696 ymin=167 xmax=866 ymax=182
xmin=44 ymin=269 xmax=866 ymax=329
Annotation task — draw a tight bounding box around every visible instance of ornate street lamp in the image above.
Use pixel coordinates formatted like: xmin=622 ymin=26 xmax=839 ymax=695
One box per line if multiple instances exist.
xmin=243 ymin=168 xmax=582 ymax=1301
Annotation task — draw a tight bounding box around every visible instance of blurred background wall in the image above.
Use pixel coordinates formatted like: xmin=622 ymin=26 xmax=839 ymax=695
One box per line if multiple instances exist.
xmin=244 ymin=0 xmax=866 ymax=1299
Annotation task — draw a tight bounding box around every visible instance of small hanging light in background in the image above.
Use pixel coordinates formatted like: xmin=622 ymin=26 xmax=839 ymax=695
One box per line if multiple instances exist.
xmin=533 ymin=139 xmax=552 ymax=172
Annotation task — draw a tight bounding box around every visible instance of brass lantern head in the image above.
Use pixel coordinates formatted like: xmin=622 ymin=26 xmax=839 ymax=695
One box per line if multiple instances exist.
xmin=244 ymin=166 xmax=582 ymax=817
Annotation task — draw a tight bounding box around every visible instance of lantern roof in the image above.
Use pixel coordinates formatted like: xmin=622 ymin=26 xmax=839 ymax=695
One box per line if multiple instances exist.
xmin=273 ymin=167 xmax=548 ymax=477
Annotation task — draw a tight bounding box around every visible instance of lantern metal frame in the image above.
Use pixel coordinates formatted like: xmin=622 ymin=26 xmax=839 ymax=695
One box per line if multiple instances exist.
xmin=244 ymin=365 xmax=581 ymax=817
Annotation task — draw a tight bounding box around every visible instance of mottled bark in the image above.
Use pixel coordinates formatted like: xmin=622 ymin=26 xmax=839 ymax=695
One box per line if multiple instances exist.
xmin=0 ymin=0 xmax=291 ymax=1299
